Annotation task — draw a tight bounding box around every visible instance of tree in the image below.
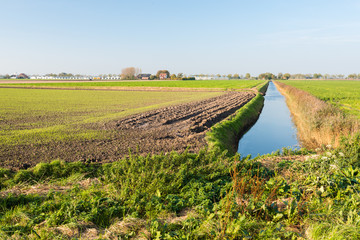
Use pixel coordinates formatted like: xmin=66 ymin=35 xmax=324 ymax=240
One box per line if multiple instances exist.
xmin=283 ymin=73 xmax=291 ymax=80
xmin=245 ymin=73 xmax=251 ymax=79
xmin=277 ymin=73 xmax=283 ymax=80
xmin=156 ymin=70 xmax=170 ymax=79
xmin=170 ymin=74 xmax=177 ymax=80
xmin=216 ymin=74 xmax=221 ymax=78
xmin=121 ymin=67 xmax=135 ymax=79
xmin=45 ymin=73 xmax=57 ymax=77
xmin=227 ymin=74 xmax=232 ymax=79
xmin=258 ymin=72 xmax=275 ymax=80
xmin=58 ymin=72 xmax=73 ymax=77
xmin=348 ymin=74 xmax=357 ymax=79
xmin=233 ymin=73 xmax=240 ymax=79
xmin=313 ymin=73 xmax=322 ymax=79
xmin=177 ymin=73 xmax=183 ymax=79
xmin=149 ymin=75 xmax=156 ymax=80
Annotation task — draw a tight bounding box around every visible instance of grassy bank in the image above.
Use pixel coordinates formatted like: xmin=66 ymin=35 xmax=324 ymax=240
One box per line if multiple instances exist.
xmin=206 ymin=94 xmax=264 ymax=155
xmin=256 ymin=80 xmax=269 ymax=95
xmin=0 ymin=150 xmax=235 ymax=239
xmin=206 ymin=81 xmax=269 ymax=155
xmin=1 ymin=136 xmax=359 ymax=239
xmin=278 ymin=80 xmax=360 ymax=118
xmin=274 ymin=81 xmax=359 ymax=148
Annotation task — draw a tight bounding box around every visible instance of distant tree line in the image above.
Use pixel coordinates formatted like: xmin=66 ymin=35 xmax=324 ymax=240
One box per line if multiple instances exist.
xmin=2 ymin=70 xmax=360 ymax=80
xmin=256 ymin=72 xmax=360 ymax=80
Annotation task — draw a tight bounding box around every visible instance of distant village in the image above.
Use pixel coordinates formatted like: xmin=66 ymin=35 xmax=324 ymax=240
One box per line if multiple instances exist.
xmin=1 ymin=70 xmax=360 ymax=80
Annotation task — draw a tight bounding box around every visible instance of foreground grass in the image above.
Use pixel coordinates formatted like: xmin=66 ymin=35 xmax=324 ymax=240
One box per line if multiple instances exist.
xmin=0 ymin=80 xmax=265 ymax=90
xmin=0 ymin=88 xmax=221 ymax=145
xmin=0 ymin=136 xmax=359 ymax=239
xmin=279 ymin=80 xmax=360 ymax=118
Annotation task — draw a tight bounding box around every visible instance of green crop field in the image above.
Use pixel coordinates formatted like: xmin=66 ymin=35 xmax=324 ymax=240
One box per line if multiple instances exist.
xmin=0 ymin=88 xmax=221 ymax=145
xmin=279 ymin=80 xmax=360 ymax=117
xmin=0 ymin=79 xmax=264 ymax=90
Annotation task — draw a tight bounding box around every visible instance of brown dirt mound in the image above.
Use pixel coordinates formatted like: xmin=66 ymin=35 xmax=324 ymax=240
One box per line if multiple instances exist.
xmin=0 ymin=91 xmax=255 ymax=170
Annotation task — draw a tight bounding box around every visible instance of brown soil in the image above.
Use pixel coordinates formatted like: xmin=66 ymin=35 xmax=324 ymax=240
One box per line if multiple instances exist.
xmin=0 ymin=91 xmax=255 ymax=170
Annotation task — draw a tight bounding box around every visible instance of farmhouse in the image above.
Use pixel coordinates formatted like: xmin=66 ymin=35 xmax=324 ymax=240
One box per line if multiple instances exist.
xmin=159 ymin=72 xmax=168 ymax=79
xmin=137 ymin=74 xmax=151 ymax=80
xmin=17 ymin=73 xmax=30 ymax=79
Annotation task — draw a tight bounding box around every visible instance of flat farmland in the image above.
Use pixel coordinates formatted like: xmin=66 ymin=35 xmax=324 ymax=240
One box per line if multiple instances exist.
xmin=0 ymin=79 xmax=264 ymax=90
xmin=0 ymin=88 xmax=221 ymax=145
xmin=279 ymin=80 xmax=360 ymax=117
xmin=0 ymin=81 xmax=262 ymax=169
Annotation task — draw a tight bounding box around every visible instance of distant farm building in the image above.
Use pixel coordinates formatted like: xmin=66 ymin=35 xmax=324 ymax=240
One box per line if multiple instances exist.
xmin=16 ymin=73 xmax=30 ymax=79
xmin=159 ymin=73 xmax=168 ymax=79
xmin=195 ymin=76 xmax=219 ymax=80
xmin=137 ymin=74 xmax=151 ymax=80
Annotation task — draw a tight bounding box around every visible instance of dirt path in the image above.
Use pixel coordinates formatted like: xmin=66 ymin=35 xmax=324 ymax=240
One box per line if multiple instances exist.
xmin=1 ymin=91 xmax=255 ymax=170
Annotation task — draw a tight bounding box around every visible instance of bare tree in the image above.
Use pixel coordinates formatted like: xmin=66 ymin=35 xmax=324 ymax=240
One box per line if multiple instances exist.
xmin=121 ymin=67 xmax=141 ymax=80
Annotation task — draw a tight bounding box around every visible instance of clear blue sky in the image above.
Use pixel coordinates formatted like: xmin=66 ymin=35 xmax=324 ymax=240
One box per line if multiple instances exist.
xmin=1 ymin=0 xmax=360 ymax=76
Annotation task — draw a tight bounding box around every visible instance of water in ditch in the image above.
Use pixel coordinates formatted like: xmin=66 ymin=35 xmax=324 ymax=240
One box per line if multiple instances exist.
xmin=237 ymin=81 xmax=300 ymax=157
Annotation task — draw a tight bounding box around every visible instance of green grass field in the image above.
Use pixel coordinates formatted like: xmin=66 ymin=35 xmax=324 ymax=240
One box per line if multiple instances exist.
xmin=0 ymin=88 xmax=221 ymax=145
xmin=279 ymin=80 xmax=360 ymax=117
xmin=0 ymin=79 xmax=264 ymax=90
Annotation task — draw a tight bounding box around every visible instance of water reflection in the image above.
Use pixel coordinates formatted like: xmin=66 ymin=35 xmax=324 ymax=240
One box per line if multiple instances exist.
xmin=237 ymin=81 xmax=300 ymax=157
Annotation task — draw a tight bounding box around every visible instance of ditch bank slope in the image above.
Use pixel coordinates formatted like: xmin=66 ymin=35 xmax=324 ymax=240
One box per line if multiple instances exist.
xmin=274 ymin=81 xmax=359 ymax=148
xmin=206 ymin=81 xmax=269 ymax=155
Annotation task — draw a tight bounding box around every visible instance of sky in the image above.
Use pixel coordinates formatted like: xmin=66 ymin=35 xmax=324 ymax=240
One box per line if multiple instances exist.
xmin=1 ymin=0 xmax=360 ymax=76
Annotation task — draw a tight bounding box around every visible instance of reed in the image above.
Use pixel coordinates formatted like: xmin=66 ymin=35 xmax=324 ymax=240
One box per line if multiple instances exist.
xmin=274 ymin=81 xmax=359 ymax=148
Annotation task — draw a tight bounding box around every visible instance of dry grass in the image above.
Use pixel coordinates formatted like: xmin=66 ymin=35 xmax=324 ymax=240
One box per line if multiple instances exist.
xmin=274 ymin=81 xmax=359 ymax=148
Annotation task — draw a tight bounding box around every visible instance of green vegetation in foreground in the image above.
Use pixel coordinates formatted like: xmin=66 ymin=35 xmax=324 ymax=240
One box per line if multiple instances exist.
xmin=1 ymin=136 xmax=359 ymax=239
xmin=279 ymin=80 xmax=360 ymax=117
xmin=0 ymin=88 xmax=221 ymax=145
xmin=0 ymin=79 xmax=265 ymax=90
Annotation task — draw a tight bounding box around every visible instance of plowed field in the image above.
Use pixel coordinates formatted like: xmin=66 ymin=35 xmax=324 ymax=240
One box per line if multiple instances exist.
xmin=1 ymin=91 xmax=255 ymax=169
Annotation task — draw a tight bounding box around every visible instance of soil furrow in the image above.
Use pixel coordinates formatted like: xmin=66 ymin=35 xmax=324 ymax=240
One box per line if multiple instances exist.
xmin=0 ymin=91 xmax=255 ymax=170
